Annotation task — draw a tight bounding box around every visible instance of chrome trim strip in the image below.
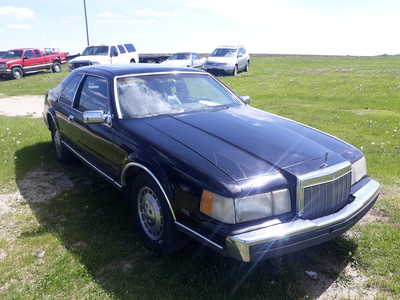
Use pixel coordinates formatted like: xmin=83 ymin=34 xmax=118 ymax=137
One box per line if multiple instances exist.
xmin=296 ymin=161 xmax=351 ymax=216
xmin=226 ymin=179 xmax=380 ymax=262
xmin=121 ymin=162 xmax=176 ymax=220
xmin=175 ymin=221 xmax=223 ymax=251
xmin=62 ymin=141 xmax=122 ymax=189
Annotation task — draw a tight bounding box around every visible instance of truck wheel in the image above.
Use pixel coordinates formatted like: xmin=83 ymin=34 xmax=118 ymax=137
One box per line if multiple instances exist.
xmin=11 ymin=67 xmax=23 ymax=79
xmin=245 ymin=61 xmax=250 ymax=72
xmin=130 ymin=59 xmax=136 ymax=63
xmin=129 ymin=174 xmax=180 ymax=255
xmin=52 ymin=62 xmax=61 ymax=73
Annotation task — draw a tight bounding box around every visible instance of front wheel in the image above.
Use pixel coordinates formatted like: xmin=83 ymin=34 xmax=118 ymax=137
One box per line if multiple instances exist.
xmin=129 ymin=174 xmax=180 ymax=254
xmin=11 ymin=67 xmax=23 ymax=79
xmin=245 ymin=61 xmax=249 ymax=72
xmin=232 ymin=65 xmax=238 ymax=76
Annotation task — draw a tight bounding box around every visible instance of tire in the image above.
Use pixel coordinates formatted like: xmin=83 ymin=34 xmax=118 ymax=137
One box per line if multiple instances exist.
xmin=130 ymin=59 xmax=136 ymax=63
xmin=11 ymin=67 xmax=23 ymax=80
xmin=245 ymin=61 xmax=249 ymax=72
xmin=232 ymin=65 xmax=238 ymax=76
xmin=52 ymin=62 xmax=61 ymax=73
xmin=50 ymin=124 xmax=71 ymax=162
xmin=129 ymin=174 xmax=180 ymax=255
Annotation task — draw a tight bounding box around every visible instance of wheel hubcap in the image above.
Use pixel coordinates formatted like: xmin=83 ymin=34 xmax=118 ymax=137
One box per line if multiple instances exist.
xmin=14 ymin=71 xmax=21 ymax=79
xmin=137 ymin=186 xmax=163 ymax=240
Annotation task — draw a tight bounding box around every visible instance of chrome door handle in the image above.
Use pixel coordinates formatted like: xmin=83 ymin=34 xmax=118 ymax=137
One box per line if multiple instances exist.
xmin=68 ymin=115 xmax=74 ymax=122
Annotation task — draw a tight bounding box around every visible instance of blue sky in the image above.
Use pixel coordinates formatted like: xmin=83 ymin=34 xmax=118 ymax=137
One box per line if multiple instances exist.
xmin=0 ymin=0 xmax=399 ymax=55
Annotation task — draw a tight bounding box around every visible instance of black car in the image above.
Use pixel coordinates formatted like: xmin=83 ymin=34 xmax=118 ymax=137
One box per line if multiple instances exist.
xmin=43 ymin=64 xmax=380 ymax=262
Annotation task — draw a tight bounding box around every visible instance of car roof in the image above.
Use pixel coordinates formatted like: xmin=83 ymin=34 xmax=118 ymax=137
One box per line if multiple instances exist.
xmin=75 ymin=63 xmax=205 ymax=78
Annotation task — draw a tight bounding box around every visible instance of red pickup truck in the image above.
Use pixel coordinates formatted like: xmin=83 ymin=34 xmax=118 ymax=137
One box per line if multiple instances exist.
xmin=0 ymin=48 xmax=64 ymax=79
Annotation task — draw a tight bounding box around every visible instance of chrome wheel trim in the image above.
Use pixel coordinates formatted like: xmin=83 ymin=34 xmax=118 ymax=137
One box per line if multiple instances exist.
xmin=54 ymin=64 xmax=61 ymax=72
xmin=137 ymin=186 xmax=164 ymax=240
xmin=53 ymin=130 xmax=62 ymax=158
xmin=13 ymin=69 xmax=22 ymax=79
xmin=233 ymin=66 xmax=238 ymax=76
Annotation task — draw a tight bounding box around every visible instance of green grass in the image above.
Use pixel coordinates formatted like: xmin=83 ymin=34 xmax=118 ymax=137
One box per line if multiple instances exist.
xmin=0 ymin=56 xmax=399 ymax=299
xmin=0 ymin=67 xmax=68 ymax=97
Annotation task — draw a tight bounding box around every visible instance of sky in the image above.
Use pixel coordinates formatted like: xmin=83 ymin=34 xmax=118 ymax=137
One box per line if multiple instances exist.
xmin=0 ymin=0 xmax=399 ymax=56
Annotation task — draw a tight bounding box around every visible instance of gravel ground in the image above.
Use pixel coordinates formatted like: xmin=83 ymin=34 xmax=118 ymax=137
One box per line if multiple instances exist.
xmin=0 ymin=96 xmax=44 ymax=118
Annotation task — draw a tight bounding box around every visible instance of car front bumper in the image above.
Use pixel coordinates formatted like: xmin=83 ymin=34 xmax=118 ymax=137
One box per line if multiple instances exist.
xmin=0 ymin=69 xmax=12 ymax=75
xmin=203 ymin=65 xmax=234 ymax=75
xmin=225 ymin=178 xmax=380 ymax=262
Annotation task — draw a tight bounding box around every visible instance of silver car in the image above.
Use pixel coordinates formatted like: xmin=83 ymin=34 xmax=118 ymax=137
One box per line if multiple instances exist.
xmin=203 ymin=46 xmax=250 ymax=76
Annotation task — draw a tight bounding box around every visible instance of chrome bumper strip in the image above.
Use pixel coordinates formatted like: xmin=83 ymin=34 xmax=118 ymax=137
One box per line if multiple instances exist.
xmin=225 ymin=179 xmax=380 ymax=262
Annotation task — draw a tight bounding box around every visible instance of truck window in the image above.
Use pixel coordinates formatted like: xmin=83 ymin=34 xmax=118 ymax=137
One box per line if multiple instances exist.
xmin=110 ymin=46 xmax=118 ymax=57
xmin=124 ymin=44 xmax=136 ymax=52
xmin=34 ymin=50 xmax=41 ymax=57
xmin=24 ymin=50 xmax=35 ymax=58
xmin=118 ymin=45 xmax=126 ymax=54
xmin=77 ymin=76 xmax=109 ymax=113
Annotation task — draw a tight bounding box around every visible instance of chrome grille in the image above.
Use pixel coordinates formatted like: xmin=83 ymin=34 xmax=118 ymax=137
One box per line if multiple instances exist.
xmin=302 ymin=172 xmax=351 ymax=219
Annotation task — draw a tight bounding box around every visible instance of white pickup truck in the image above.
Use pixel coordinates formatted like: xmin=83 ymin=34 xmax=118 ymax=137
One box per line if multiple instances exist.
xmin=69 ymin=43 xmax=139 ymax=70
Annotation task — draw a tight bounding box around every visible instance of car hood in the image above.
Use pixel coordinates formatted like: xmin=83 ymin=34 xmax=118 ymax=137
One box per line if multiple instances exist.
xmin=0 ymin=58 xmax=20 ymax=64
xmin=70 ymin=55 xmax=110 ymax=63
xmin=206 ymin=57 xmax=236 ymax=64
xmin=162 ymin=59 xmax=191 ymax=67
xmin=137 ymin=106 xmax=361 ymax=182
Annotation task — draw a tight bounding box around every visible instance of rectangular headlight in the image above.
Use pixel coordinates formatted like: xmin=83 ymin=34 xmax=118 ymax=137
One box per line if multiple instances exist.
xmin=351 ymin=156 xmax=367 ymax=185
xmin=200 ymin=189 xmax=291 ymax=224
xmin=235 ymin=189 xmax=291 ymax=223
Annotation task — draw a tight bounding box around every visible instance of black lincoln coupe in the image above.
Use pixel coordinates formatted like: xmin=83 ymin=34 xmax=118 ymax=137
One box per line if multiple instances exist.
xmin=43 ymin=64 xmax=380 ymax=262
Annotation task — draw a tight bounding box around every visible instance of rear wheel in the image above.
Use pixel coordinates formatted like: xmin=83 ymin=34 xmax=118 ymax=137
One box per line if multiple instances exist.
xmin=129 ymin=174 xmax=180 ymax=254
xmin=245 ymin=61 xmax=249 ymax=72
xmin=52 ymin=62 xmax=61 ymax=73
xmin=11 ymin=67 xmax=23 ymax=79
xmin=130 ymin=59 xmax=136 ymax=63
xmin=50 ymin=124 xmax=71 ymax=162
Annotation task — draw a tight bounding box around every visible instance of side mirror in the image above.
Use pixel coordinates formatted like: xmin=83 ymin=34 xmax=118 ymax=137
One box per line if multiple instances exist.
xmin=238 ymin=53 xmax=243 ymax=58
xmin=240 ymin=95 xmax=251 ymax=105
xmin=83 ymin=110 xmax=111 ymax=124
xmin=22 ymin=56 xmax=28 ymax=59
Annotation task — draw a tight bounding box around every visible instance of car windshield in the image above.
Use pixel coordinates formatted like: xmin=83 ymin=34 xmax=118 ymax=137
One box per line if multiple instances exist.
xmin=168 ymin=53 xmax=190 ymax=60
xmin=3 ymin=50 xmax=23 ymax=58
xmin=211 ymin=48 xmax=237 ymax=57
xmin=81 ymin=46 xmax=109 ymax=56
xmin=117 ymin=73 xmax=241 ymax=118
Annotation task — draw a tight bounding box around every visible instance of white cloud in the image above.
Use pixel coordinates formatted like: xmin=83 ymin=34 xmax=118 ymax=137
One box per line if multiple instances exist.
xmin=134 ymin=9 xmax=176 ymax=17
xmin=7 ymin=24 xmax=32 ymax=30
xmin=0 ymin=6 xmax=35 ymax=19
xmin=99 ymin=18 xmax=155 ymax=25
xmin=184 ymin=0 xmax=400 ymax=55
xmin=97 ymin=11 xmax=122 ymax=18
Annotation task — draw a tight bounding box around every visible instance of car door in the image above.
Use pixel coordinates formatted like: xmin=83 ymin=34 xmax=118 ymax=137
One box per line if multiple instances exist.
xmin=22 ymin=50 xmax=38 ymax=72
xmin=54 ymin=73 xmax=84 ymax=148
xmin=71 ymin=74 xmax=123 ymax=178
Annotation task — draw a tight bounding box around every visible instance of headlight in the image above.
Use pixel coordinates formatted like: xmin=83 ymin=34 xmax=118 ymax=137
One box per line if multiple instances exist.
xmin=200 ymin=189 xmax=291 ymax=224
xmin=351 ymin=156 xmax=367 ymax=185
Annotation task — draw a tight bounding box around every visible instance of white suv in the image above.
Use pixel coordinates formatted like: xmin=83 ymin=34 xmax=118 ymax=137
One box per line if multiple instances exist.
xmin=69 ymin=43 xmax=139 ymax=70
xmin=203 ymin=45 xmax=250 ymax=76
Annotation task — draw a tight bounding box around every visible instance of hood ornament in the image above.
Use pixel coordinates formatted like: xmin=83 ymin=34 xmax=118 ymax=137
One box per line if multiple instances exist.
xmin=320 ymin=152 xmax=329 ymax=169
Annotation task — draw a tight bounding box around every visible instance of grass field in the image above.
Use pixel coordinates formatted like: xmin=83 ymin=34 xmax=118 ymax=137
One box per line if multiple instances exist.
xmin=0 ymin=57 xmax=399 ymax=299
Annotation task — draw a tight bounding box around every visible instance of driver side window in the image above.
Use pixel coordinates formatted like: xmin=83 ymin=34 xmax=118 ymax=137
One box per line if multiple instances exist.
xmin=77 ymin=76 xmax=109 ymax=113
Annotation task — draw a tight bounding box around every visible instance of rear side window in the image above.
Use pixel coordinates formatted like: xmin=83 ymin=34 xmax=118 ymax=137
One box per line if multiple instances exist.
xmin=124 ymin=44 xmax=136 ymax=52
xmin=77 ymin=76 xmax=109 ymax=112
xmin=34 ymin=50 xmax=41 ymax=57
xmin=60 ymin=74 xmax=83 ymax=105
xmin=117 ymin=45 xmax=126 ymax=54
xmin=24 ymin=50 xmax=35 ymax=58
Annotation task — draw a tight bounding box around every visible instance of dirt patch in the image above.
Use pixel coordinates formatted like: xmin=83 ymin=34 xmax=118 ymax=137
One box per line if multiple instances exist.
xmin=0 ymin=168 xmax=75 ymax=240
xmin=0 ymin=96 xmax=44 ymax=118
xmin=302 ymin=258 xmax=378 ymax=299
